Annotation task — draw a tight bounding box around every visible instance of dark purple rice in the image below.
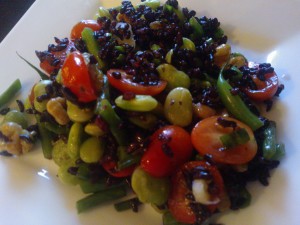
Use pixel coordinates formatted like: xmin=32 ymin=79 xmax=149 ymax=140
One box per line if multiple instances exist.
xmin=0 ymin=107 xmax=10 ymax=115
xmin=16 ymin=100 xmax=25 ymax=112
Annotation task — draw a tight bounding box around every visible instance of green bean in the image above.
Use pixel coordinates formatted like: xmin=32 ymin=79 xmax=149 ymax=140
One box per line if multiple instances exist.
xmin=220 ymin=128 xmax=250 ymax=149
xmin=189 ymin=17 xmax=204 ymax=39
xmin=68 ymin=122 xmax=83 ymax=159
xmin=217 ymin=68 xmax=263 ymax=130
xmin=262 ymin=121 xmax=285 ymax=160
xmin=0 ymin=79 xmax=22 ymax=108
xmin=76 ymin=186 xmax=127 ymax=213
xmin=96 ymin=99 xmax=128 ymax=146
xmin=79 ymin=179 xmax=127 ymax=194
xmin=81 ymin=27 xmax=105 ymax=69
xmin=114 ymin=197 xmax=141 ymax=212
xmin=36 ymin=115 xmax=53 ymax=159
xmin=41 ymin=121 xmax=68 ymax=135
xmin=16 ymin=52 xmax=48 ymax=80
xmin=97 ymin=6 xmax=111 ymax=18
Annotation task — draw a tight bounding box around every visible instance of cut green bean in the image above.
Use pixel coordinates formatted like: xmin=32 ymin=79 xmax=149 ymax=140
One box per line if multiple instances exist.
xmin=79 ymin=179 xmax=127 ymax=194
xmin=96 ymin=99 xmax=128 ymax=146
xmin=114 ymin=197 xmax=141 ymax=212
xmin=217 ymin=68 xmax=263 ymax=130
xmin=262 ymin=121 xmax=285 ymax=160
xmin=36 ymin=115 xmax=53 ymax=159
xmin=76 ymin=186 xmax=127 ymax=213
xmin=81 ymin=27 xmax=105 ymax=69
xmin=0 ymin=79 xmax=22 ymax=108
xmin=220 ymin=128 xmax=250 ymax=149
xmin=41 ymin=121 xmax=68 ymax=135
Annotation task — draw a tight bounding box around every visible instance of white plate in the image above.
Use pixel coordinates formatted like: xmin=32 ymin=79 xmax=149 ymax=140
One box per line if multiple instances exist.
xmin=0 ymin=0 xmax=300 ymax=225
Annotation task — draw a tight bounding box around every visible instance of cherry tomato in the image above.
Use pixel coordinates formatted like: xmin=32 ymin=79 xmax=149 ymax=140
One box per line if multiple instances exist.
xmin=191 ymin=116 xmax=257 ymax=164
xmin=61 ymin=51 xmax=97 ymax=102
xmin=107 ymin=69 xmax=167 ymax=96
xmin=168 ymin=161 xmax=224 ymax=224
xmin=70 ymin=20 xmax=101 ymax=40
xmin=102 ymin=160 xmax=135 ymax=178
xmin=244 ymin=62 xmax=279 ymax=101
xmin=39 ymin=41 xmax=75 ymax=75
xmin=140 ymin=125 xmax=193 ymax=177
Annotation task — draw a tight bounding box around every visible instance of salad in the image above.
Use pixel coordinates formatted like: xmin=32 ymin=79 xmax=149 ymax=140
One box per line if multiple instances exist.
xmin=0 ymin=0 xmax=285 ymax=224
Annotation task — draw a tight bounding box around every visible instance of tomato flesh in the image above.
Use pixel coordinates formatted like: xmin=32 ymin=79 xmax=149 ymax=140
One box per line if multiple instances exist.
xmin=61 ymin=51 xmax=98 ymax=102
xmin=191 ymin=116 xmax=257 ymax=164
xmin=244 ymin=62 xmax=279 ymax=101
xmin=141 ymin=125 xmax=193 ymax=177
xmin=168 ymin=161 xmax=224 ymax=224
xmin=70 ymin=20 xmax=101 ymax=40
xmin=107 ymin=69 xmax=167 ymax=96
xmin=39 ymin=41 xmax=75 ymax=75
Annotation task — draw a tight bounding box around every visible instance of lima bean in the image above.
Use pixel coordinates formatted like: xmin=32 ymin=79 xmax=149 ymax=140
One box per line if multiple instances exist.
xmin=131 ymin=167 xmax=170 ymax=205
xmin=68 ymin=122 xmax=83 ymax=159
xmin=66 ymin=101 xmax=94 ymax=122
xmin=115 ymin=95 xmax=158 ymax=112
xmin=33 ymin=80 xmax=52 ymax=112
xmin=164 ymin=87 xmax=193 ymax=127
xmin=2 ymin=110 xmax=28 ymax=128
xmin=80 ymin=137 xmax=104 ymax=163
xmin=156 ymin=64 xmax=190 ymax=91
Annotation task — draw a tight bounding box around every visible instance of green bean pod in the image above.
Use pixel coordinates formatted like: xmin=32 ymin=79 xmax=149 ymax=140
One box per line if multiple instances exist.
xmin=0 ymin=79 xmax=22 ymax=108
xmin=217 ymin=69 xmax=263 ymax=130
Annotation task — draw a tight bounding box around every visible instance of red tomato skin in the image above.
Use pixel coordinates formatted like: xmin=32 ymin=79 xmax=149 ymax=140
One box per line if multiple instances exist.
xmin=191 ymin=116 xmax=257 ymax=165
xmin=107 ymin=69 xmax=167 ymax=96
xmin=244 ymin=62 xmax=279 ymax=101
xmin=39 ymin=41 xmax=75 ymax=75
xmin=168 ymin=161 xmax=224 ymax=224
xmin=61 ymin=51 xmax=97 ymax=102
xmin=140 ymin=125 xmax=193 ymax=178
xmin=70 ymin=20 xmax=101 ymax=40
xmin=102 ymin=160 xmax=135 ymax=178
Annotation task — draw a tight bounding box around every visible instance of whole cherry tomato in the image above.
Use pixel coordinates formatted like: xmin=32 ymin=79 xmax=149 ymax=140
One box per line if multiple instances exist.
xmin=168 ymin=161 xmax=224 ymax=224
xmin=191 ymin=116 xmax=257 ymax=164
xmin=70 ymin=20 xmax=101 ymax=40
xmin=102 ymin=160 xmax=136 ymax=178
xmin=244 ymin=62 xmax=279 ymax=101
xmin=61 ymin=51 xmax=98 ymax=102
xmin=140 ymin=125 xmax=193 ymax=178
xmin=107 ymin=69 xmax=167 ymax=96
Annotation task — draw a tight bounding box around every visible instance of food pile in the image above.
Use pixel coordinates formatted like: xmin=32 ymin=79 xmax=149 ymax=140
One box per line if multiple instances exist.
xmin=0 ymin=0 xmax=285 ymax=224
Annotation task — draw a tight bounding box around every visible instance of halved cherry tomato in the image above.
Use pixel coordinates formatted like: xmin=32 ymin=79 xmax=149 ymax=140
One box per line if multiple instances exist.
xmin=61 ymin=51 xmax=97 ymax=102
xmin=140 ymin=125 xmax=193 ymax=177
xmin=191 ymin=116 xmax=257 ymax=164
xmin=39 ymin=41 xmax=75 ymax=75
xmin=244 ymin=62 xmax=279 ymax=101
xmin=70 ymin=20 xmax=101 ymax=40
xmin=168 ymin=161 xmax=224 ymax=224
xmin=102 ymin=160 xmax=136 ymax=178
xmin=107 ymin=69 xmax=167 ymax=96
